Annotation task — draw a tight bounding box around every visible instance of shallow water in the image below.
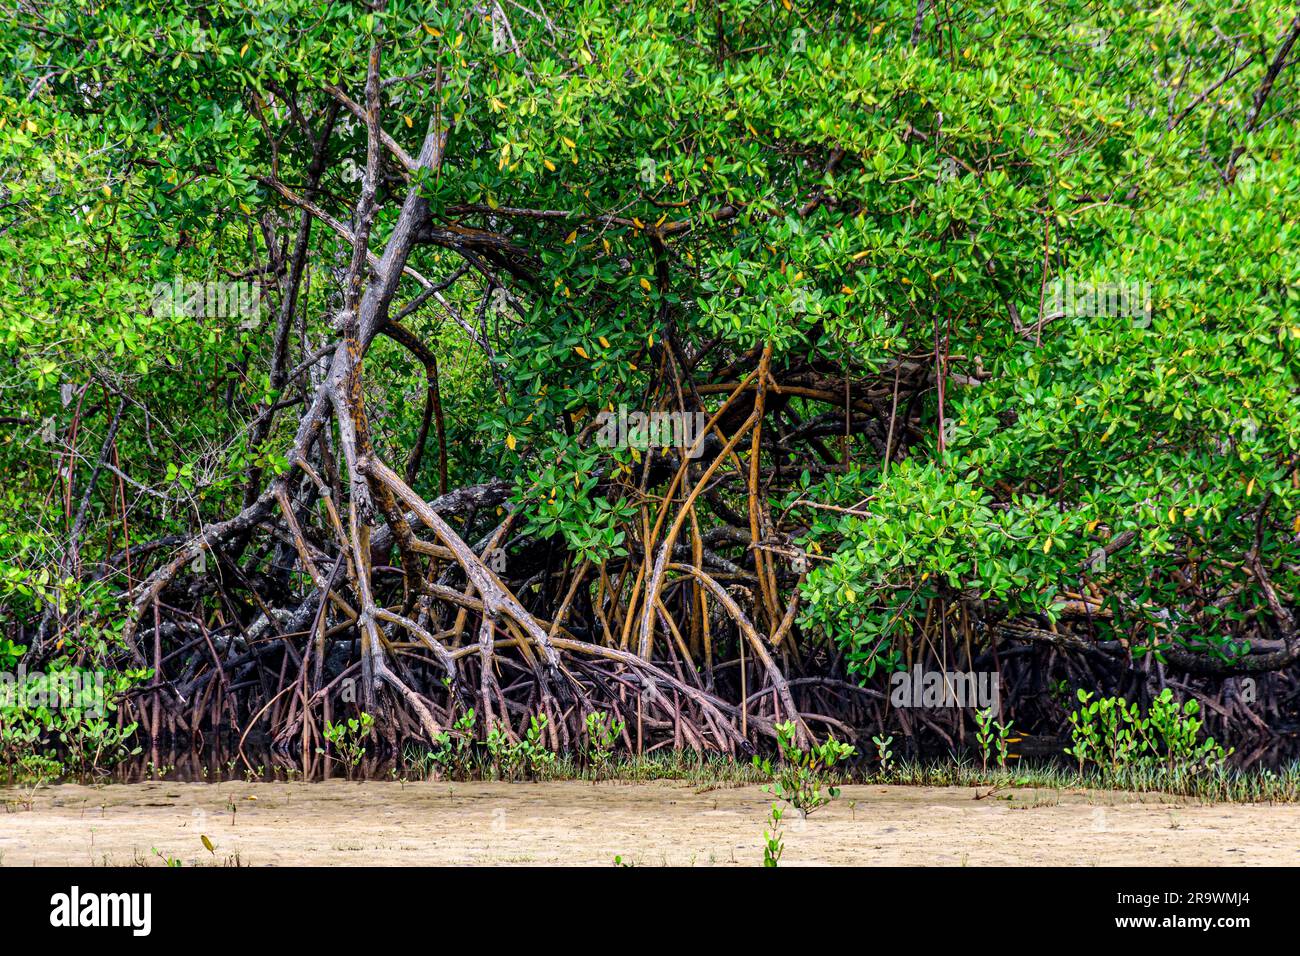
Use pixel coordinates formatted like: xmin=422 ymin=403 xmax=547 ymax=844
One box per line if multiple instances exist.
xmin=41 ymin=726 xmax=1300 ymax=785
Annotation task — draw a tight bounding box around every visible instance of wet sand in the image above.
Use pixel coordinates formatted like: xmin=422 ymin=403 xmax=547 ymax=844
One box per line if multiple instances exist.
xmin=2 ymin=780 xmax=1298 ymax=866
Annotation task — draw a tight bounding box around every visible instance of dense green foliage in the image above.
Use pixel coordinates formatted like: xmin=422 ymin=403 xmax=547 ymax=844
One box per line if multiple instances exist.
xmin=1 ymin=0 xmax=1297 ymax=768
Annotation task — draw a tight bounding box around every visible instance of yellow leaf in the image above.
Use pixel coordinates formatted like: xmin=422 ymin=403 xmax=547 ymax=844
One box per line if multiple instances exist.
xmin=633 ymin=217 xmax=645 ymax=229
xmin=782 ymin=0 xmax=792 ymax=9
xmin=403 ymin=115 xmax=413 ymax=128
xmin=639 ymin=277 xmax=652 ymax=292
xmin=574 ymin=345 xmax=589 ymax=359
xmin=841 ymin=285 xmax=854 ymax=295
xmin=239 ymin=43 xmax=249 ymax=57
xmin=598 ymin=336 xmax=611 ymax=349
xmin=1246 ymin=478 xmax=1256 ymax=496
xmin=852 ymin=250 xmax=869 ymax=261
xmin=646 ymin=333 xmax=655 ymax=347
xmin=423 ymin=23 xmax=441 ymax=36
xmin=1043 ymin=538 xmax=1052 ymax=553
xmin=506 ymin=433 xmax=517 ymax=450
xmin=562 ymin=136 xmax=576 ymax=149
xmin=1168 ymin=507 xmax=1177 ymax=522
xmin=544 ymin=159 xmax=556 ymax=172
xmin=201 ymin=835 xmax=215 ymax=854
xmin=565 ymin=230 xmax=577 ymax=244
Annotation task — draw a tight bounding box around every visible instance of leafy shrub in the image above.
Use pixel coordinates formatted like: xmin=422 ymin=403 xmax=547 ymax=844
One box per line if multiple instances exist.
xmin=319 ymin=712 xmax=374 ymax=774
xmin=753 ymin=721 xmax=856 ymax=818
xmin=584 ymin=711 xmax=625 ymax=780
xmin=975 ymin=709 xmax=1014 ymax=772
xmin=1065 ymin=689 xmax=1230 ymax=778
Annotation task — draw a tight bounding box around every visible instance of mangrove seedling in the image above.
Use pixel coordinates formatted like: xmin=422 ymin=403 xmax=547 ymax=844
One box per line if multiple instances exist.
xmin=753 ymin=720 xmax=856 ymax=818
xmin=318 ymin=711 xmax=374 ymax=776
xmin=584 ymin=711 xmax=625 ymax=781
xmin=763 ymin=804 xmax=785 ymax=868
